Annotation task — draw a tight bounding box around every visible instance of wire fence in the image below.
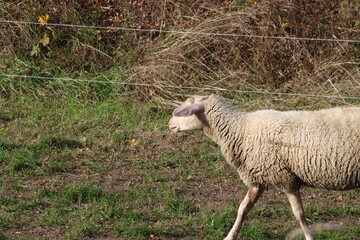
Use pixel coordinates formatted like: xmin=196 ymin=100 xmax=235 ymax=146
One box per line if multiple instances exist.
xmin=1 ymin=19 xmax=360 ymax=101
xmin=1 ymin=19 xmax=360 ymax=43
xmin=1 ymin=74 xmax=360 ymax=100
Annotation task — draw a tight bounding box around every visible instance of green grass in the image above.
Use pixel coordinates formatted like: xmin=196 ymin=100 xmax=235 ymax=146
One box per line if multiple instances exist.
xmin=0 ymin=96 xmax=358 ymax=240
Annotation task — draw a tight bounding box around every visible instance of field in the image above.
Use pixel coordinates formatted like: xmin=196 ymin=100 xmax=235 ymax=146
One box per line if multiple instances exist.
xmin=0 ymin=0 xmax=359 ymax=239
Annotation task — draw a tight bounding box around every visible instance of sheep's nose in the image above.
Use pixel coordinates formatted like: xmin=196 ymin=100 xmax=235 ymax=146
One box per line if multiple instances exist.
xmin=168 ymin=117 xmax=178 ymax=131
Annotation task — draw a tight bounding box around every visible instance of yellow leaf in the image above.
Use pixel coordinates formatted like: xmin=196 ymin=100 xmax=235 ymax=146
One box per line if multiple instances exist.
xmin=37 ymin=14 xmax=50 ymax=28
xmin=249 ymin=0 xmax=261 ymax=4
xmin=0 ymin=128 xmax=8 ymax=132
xmin=129 ymin=139 xmax=139 ymax=146
xmin=281 ymin=22 xmax=289 ymax=28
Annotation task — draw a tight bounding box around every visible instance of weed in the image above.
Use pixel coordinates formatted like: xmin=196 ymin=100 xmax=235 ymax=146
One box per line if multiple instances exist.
xmin=61 ymin=182 xmax=104 ymax=204
xmin=164 ymin=195 xmax=197 ymax=215
xmin=10 ymin=148 xmax=40 ymax=172
xmin=0 ymin=232 xmax=6 ymax=240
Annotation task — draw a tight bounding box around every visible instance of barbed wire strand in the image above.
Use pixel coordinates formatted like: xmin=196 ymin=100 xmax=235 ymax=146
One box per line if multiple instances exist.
xmin=0 ymin=19 xmax=359 ymax=43
xmin=1 ymin=73 xmax=360 ymax=100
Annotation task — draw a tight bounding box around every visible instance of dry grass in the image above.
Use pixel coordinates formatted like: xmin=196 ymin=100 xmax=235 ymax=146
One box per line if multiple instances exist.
xmin=0 ymin=0 xmax=359 ymax=106
xmin=129 ymin=1 xmax=360 ymax=104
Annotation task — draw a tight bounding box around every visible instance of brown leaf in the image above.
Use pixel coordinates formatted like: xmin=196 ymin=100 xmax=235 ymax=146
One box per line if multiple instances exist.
xmin=40 ymin=36 xmax=50 ymax=46
xmin=149 ymin=234 xmax=159 ymax=240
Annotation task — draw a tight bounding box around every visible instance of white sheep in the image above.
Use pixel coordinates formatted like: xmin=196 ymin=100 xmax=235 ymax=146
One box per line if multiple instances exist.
xmin=168 ymin=94 xmax=360 ymax=240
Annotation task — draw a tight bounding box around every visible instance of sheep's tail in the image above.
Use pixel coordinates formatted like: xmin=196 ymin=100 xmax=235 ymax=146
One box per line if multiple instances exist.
xmin=286 ymin=222 xmax=346 ymax=240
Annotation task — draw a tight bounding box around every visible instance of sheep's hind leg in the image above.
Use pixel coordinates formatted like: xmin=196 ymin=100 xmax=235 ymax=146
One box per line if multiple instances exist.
xmin=223 ymin=186 xmax=265 ymax=240
xmin=285 ymin=191 xmax=315 ymax=240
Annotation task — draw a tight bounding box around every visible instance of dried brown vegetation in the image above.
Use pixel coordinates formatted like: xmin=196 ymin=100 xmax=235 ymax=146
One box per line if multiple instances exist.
xmin=1 ymin=0 xmax=359 ymax=103
xmin=130 ymin=0 xmax=360 ymax=101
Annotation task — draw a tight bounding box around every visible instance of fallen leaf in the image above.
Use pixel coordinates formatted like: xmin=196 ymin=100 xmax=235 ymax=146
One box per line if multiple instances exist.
xmin=249 ymin=0 xmax=261 ymax=4
xmin=79 ymin=148 xmax=90 ymax=152
xmin=129 ymin=139 xmax=139 ymax=146
xmin=335 ymin=196 xmax=343 ymax=202
xmin=149 ymin=234 xmax=159 ymax=240
xmin=281 ymin=22 xmax=289 ymax=28
xmin=40 ymin=36 xmax=50 ymax=46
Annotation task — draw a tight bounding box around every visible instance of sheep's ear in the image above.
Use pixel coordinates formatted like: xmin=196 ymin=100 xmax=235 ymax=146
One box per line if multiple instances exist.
xmin=173 ymin=104 xmax=204 ymax=117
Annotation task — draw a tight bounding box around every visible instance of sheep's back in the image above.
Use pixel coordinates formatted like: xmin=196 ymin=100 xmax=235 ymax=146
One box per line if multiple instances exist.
xmin=238 ymin=107 xmax=360 ymax=190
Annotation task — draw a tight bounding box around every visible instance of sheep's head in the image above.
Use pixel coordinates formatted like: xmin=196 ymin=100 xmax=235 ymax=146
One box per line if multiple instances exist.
xmin=168 ymin=95 xmax=209 ymax=133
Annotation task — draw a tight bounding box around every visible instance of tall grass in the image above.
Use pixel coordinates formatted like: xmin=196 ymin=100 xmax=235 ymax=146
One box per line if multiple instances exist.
xmin=0 ymin=0 xmax=359 ymax=106
xmin=130 ymin=1 xmax=360 ymax=102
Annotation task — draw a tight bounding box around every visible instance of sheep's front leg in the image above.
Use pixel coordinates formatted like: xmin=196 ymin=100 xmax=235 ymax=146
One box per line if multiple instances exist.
xmin=285 ymin=191 xmax=315 ymax=240
xmin=223 ymin=186 xmax=265 ymax=240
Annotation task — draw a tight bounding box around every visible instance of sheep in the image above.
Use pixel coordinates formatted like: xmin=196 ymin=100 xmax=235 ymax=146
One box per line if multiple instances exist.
xmin=168 ymin=94 xmax=360 ymax=240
